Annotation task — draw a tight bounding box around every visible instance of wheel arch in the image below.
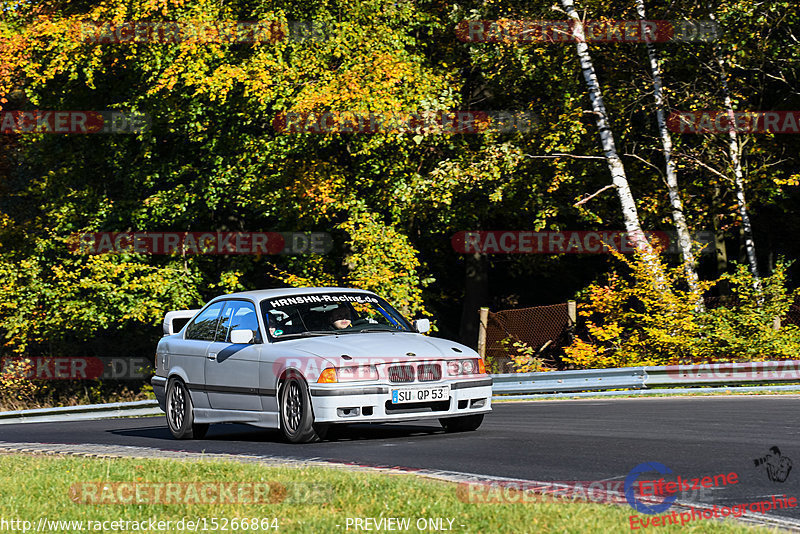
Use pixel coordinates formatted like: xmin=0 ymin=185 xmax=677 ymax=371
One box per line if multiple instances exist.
xmin=276 ymin=367 xmax=312 ymax=403
xmin=165 ymin=366 xmax=191 ymax=385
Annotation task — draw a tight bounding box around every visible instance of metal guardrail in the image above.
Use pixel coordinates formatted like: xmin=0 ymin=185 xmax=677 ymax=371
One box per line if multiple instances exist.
xmin=0 ymin=400 xmax=160 ymax=425
xmin=491 ymin=360 xmax=800 ymax=399
xmin=492 ymin=367 xmax=647 ymax=394
xmin=645 ymin=360 xmax=800 ymax=387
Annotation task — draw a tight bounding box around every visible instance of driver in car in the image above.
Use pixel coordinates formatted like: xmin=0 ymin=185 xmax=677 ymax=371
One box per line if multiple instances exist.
xmin=328 ymin=305 xmax=352 ymax=330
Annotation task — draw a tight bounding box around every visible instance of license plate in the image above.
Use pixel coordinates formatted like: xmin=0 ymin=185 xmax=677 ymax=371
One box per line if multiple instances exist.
xmin=391 ymin=385 xmax=450 ymax=404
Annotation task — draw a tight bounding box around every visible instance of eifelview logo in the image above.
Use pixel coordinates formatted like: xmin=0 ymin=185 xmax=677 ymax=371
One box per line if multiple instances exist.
xmin=625 ymin=462 xmax=677 ymax=515
xmin=624 ymin=462 xmax=738 ymax=514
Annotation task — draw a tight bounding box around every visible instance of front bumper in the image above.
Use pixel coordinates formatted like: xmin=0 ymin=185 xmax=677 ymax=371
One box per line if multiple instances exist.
xmin=308 ymin=377 xmax=492 ymax=424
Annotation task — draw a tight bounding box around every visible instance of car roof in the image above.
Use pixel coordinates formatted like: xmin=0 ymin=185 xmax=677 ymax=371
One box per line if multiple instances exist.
xmin=210 ymin=287 xmax=379 ymax=303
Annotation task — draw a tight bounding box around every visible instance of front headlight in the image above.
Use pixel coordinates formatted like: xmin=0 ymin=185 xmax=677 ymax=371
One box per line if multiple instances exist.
xmin=446 ymin=358 xmax=485 ymax=376
xmin=318 ymin=365 xmax=379 ymax=383
xmin=336 ymin=365 xmax=379 ymax=382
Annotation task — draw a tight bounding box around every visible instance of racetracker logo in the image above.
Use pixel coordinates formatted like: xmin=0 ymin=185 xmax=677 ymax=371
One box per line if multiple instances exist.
xmin=455 ymin=20 xmax=717 ymax=43
xmin=68 ymin=482 xmax=331 ymax=504
xmin=68 ymin=232 xmax=333 ymax=255
xmin=458 ymin=481 xmax=628 ymax=504
xmin=668 ymin=111 xmax=800 ymax=134
xmin=665 ymin=360 xmax=800 ymax=381
xmin=272 ymin=356 xmax=485 ymax=384
xmin=457 ymin=478 xmax=711 ymax=505
xmin=452 ymin=230 xmax=715 ymax=255
xmin=72 ymin=20 xmax=325 ymax=44
xmin=0 ymin=111 xmax=149 ymax=134
xmin=0 ymin=356 xmax=151 ymax=380
xmin=272 ymin=111 xmax=537 ymax=135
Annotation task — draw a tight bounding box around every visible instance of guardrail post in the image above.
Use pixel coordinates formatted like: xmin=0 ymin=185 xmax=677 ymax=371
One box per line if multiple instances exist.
xmin=478 ymin=307 xmax=489 ymax=359
xmin=567 ymin=300 xmax=577 ymax=343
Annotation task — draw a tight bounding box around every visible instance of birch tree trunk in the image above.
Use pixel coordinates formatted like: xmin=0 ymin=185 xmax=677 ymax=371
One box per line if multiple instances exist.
xmin=708 ymin=13 xmax=761 ymax=286
xmin=635 ymin=0 xmax=701 ymax=300
xmin=560 ymin=0 xmax=666 ymax=287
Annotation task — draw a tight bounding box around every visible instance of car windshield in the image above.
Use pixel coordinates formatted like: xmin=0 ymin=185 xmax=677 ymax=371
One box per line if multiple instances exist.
xmin=260 ymin=292 xmax=413 ymax=341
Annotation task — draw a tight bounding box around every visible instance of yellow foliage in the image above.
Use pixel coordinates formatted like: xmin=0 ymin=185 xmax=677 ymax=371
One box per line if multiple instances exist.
xmin=564 ymin=251 xmax=800 ymax=368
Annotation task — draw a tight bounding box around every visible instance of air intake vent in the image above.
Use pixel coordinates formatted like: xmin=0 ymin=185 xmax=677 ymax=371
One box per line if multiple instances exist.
xmin=388 ymin=365 xmax=415 ymax=383
xmin=417 ymin=364 xmax=442 ymax=382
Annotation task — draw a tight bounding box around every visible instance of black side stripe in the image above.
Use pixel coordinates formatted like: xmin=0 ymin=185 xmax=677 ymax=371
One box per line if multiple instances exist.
xmin=184 ymin=378 xmax=491 ymax=398
xmin=186 ymin=383 xmax=277 ymax=397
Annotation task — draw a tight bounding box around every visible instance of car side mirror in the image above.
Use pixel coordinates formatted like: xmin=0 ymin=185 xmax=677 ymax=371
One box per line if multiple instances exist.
xmin=230 ymin=329 xmax=254 ymax=344
xmin=413 ymin=319 xmax=430 ymax=334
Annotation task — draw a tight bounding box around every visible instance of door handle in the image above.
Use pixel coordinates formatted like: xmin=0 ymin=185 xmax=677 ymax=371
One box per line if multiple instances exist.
xmin=207 ymin=352 xmax=217 ymax=360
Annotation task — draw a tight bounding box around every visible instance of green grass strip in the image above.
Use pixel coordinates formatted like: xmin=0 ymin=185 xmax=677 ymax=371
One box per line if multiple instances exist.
xmin=0 ymin=454 xmax=778 ymax=533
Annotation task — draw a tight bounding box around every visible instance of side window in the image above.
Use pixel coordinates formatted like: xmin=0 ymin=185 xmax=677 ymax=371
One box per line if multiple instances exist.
xmin=184 ymin=302 xmax=225 ymax=341
xmin=263 ymin=305 xmax=305 ymax=338
xmin=219 ymin=301 xmax=261 ymax=343
xmin=215 ymin=302 xmax=234 ymax=341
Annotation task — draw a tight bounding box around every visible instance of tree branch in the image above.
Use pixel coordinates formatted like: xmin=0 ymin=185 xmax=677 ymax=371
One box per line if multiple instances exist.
xmin=680 ymin=153 xmax=731 ymax=181
xmin=622 ymin=152 xmax=665 ymax=179
xmin=523 ymin=153 xmax=606 ymax=160
xmin=574 ymin=184 xmax=617 ymax=206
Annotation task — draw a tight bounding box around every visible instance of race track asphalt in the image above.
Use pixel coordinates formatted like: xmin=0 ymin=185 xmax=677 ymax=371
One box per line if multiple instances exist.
xmin=2 ymin=396 xmax=799 ymax=522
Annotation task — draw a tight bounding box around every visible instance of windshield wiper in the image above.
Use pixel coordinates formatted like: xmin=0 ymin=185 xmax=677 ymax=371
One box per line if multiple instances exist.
xmin=274 ymin=330 xmax=337 ymax=339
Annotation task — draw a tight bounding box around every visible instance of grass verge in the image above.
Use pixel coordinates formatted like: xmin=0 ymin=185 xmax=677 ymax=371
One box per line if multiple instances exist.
xmin=0 ymin=453 xmax=779 ymax=533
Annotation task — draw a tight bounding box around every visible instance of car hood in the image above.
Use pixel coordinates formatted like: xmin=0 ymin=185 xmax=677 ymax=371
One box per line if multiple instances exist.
xmin=285 ymin=332 xmax=475 ymax=364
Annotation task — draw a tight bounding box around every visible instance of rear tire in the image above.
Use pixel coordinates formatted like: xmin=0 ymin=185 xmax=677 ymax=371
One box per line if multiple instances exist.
xmin=279 ymin=376 xmax=327 ymax=443
xmin=166 ymin=378 xmax=209 ymax=439
xmin=439 ymin=414 xmax=484 ymax=433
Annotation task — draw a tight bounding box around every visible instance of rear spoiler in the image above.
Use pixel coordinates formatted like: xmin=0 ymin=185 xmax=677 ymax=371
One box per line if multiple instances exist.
xmin=163 ymin=309 xmax=200 ymax=336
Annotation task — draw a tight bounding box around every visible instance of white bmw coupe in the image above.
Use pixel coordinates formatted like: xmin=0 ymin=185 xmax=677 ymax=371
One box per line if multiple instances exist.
xmin=152 ymin=288 xmax=492 ymax=443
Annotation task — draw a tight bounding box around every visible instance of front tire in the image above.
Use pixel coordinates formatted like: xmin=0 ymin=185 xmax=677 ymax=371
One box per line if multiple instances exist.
xmin=279 ymin=376 xmax=327 ymax=443
xmin=166 ymin=378 xmax=209 ymax=440
xmin=439 ymin=414 xmax=484 ymax=433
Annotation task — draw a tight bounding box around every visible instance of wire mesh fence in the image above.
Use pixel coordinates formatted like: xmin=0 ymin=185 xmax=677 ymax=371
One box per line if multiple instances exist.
xmin=784 ymin=297 xmax=800 ymax=327
xmin=704 ymin=295 xmax=800 ymax=327
xmin=480 ymin=303 xmax=575 ymax=373
xmin=481 ymin=294 xmax=800 ymax=373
